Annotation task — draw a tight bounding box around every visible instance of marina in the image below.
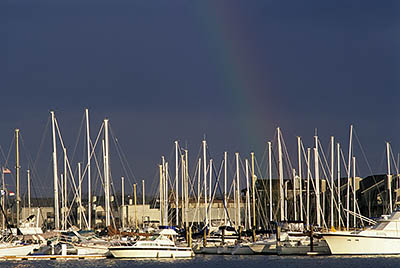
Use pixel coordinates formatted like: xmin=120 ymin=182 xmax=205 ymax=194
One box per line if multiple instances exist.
xmin=3 ymin=0 xmax=398 ymax=266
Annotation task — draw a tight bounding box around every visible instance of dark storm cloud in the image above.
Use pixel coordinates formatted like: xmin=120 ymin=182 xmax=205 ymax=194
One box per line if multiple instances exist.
xmin=1 ymin=0 xmax=400 ymax=196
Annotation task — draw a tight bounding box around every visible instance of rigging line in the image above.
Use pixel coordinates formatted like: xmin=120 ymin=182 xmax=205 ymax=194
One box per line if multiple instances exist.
xmin=258 ymin=144 xmax=268 ymax=178
xmin=4 ymin=134 xmax=14 ymax=170
xmin=0 ymin=144 xmax=8 ymax=164
xmin=353 ymin=128 xmax=383 ymax=197
xmin=19 ymin=134 xmax=47 ymax=198
xmin=110 ymin=131 xmax=135 ymax=187
xmin=318 ymin=139 xmax=334 ymax=180
xmin=208 ymin=158 xmax=233 ymax=226
xmin=69 ymin=112 xmax=86 ymax=167
xmin=280 ymin=131 xmax=295 ymax=180
xmin=109 ymin=124 xmax=138 ymax=189
xmin=389 ymin=143 xmax=399 ymax=174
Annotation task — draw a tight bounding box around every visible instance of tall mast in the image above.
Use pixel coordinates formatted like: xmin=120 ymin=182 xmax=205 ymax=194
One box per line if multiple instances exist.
xmin=175 ymin=141 xmax=179 ymax=226
xmin=297 ymin=137 xmax=303 ymax=222
xmin=209 ymin=159 xmax=212 ymax=229
xmin=314 ymin=135 xmax=321 ymax=227
xmin=235 ymin=152 xmax=240 ymax=228
xmin=202 ymin=140 xmax=208 ymax=229
xmin=85 ymin=108 xmax=92 ymax=230
xmin=121 ymin=177 xmax=125 ymax=229
xmin=159 ymin=164 xmax=163 ymax=226
xmin=181 ymin=155 xmax=185 ymax=227
xmin=1 ymin=169 xmax=5 ymax=230
xmin=306 ymin=148 xmax=311 ymax=227
xmin=134 ymin=183 xmax=137 ymax=230
xmin=142 ymin=179 xmax=145 ymax=228
xmin=50 ymin=111 xmax=60 ymax=230
xmin=293 ymin=168 xmax=297 ymax=221
xmin=277 ymin=128 xmax=284 ymax=221
xmin=346 ymin=125 xmax=353 ymax=230
xmin=63 ymin=148 xmax=67 ymax=230
xmin=15 ymin=129 xmax=20 ymax=228
xmin=103 ymin=119 xmax=110 ymax=227
xmin=197 ymin=158 xmax=201 ymax=225
xmin=224 ymin=152 xmax=228 ymax=225
xmin=251 ymin=152 xmax=256 ymax=239
xmin=27 ymin=169 xmax=31 ymax=212
xmin=185 ymin=150 xmax=189 ymax=229
xmin=245 ymin=159 xmax=251 ymax=230
xmin=352 ymin=156 xmax=356 ymax=227
xmin=268 ymin=142 xmax=273 ymax=221
xmin=165 ymin=161 xmax=169 ymax=225
xmin=337 ymin=143 xmax=341 ymax=229
xmin=330 ymin=136 xmax=334 ymax=228
xmin=387 ymin=142 xmax=393 ymax=214
xmin=78 ymin=162 xmax=82 ymax=229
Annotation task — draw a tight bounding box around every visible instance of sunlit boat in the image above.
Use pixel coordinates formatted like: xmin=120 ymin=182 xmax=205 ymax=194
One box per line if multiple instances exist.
xmin=323 ymin=210 xmax=400 ymax=255
xmin=108 ymin=229 xmax=193 ymax=258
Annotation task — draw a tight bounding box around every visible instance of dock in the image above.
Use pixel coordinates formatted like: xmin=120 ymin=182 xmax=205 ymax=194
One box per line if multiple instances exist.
xmin=0 ymin=255 xmax=107 ymax=261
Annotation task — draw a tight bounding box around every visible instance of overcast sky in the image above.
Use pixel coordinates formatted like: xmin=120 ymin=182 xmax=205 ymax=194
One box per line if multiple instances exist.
xmin=2 ymin=0 xmax=400 ymax=198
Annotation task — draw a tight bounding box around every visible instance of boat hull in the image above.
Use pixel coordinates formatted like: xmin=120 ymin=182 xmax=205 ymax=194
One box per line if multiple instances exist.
xmin=0 ymin=244 xmax=38 ymax=256
xmin=109 ymin=246 xmax=193 ymax=258
xmin=277 ymin=240 xmax=330 ymax=255
xmin=323 ymin=233 xmax=400 ymax=255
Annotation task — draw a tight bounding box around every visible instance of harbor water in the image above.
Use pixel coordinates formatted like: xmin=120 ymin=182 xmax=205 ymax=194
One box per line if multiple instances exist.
xmin=0 ymin=255 xmax=400 ymax=268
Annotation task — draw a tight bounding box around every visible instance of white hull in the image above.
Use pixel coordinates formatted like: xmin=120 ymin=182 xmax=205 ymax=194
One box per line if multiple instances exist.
xmin=74 ymin=244 xmax=110 ymax=256
xmin=249 ymin=241 xmax=277 ymax=254
xmin=231 ymin=244 xmax=254 ymax=255
xmin=109 ymin=246 xmax=193 ymax=258
xmin=0 ymin=244 xmax=38 ymax=256
xmin=323 ymin=233 xmax=400 ymax=255
xmin=277 ymin=239 xmax=330 ymax=255
xmin=216 ymin=245 xmax=235 ymax=254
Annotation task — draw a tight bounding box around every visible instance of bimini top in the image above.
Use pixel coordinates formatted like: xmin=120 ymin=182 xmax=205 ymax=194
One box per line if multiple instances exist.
xmin=158 ymin=228 xmax=178 ymax=236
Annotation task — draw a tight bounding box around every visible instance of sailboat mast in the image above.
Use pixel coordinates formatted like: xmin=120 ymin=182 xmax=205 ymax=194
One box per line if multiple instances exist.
xmin=251 ymin=152 xmax=256 ymax=240
xmin=245 ymin=159 xmax=250 ymax=230
xmin=185 ymin=150 xmax=189 ymax=229
xmin=314 ymin=135 xmax=321 ymax=227
xmin=352 ymin=156 xmax=356 ymax=227
xmin=165 ymin=161 xmax=169 ymax=225
xmin=78 ymin=162 xmax=82 ymax=229
xmin=268 ymin=142 xmax=272 ymax=221
xmin=297 ymin=137 xmax=303 ymax=222
xmin=198 ymin=158 xmax=201 ymax=225
xmin=293 ymin=168 xmax=297 ymax=221
xmin=235 ymin=152 xmax=240 ymax=228
xmin=346 ymin=125 xmax=353 ymax=230
xmin=175 ymin=141 xmax=179 ymax=226
xmin=277 ymin=128 xmax=284 ymax=221
xmin=203 ymin=140 xmax=208 ymax=229
xmin=387 ymin=142 xmax=393 ymax=214
xmin=224 ymin=151 xmax=228 ymax=225
xmin=337 ymin=143 xmax=341 ymax=229
xmin=121 ymin=177 xmax=125 ymax=229
xmin=27 ymin=169 xmax=31 ymax=212
xmin=159 ymin=164 xmax=163 ymax=226
xmin=330 ymin=136 xmax=334 ymax=228
xmin=209 ymin=159 xmax=212 ymax=229
xmin=15 ymin=129 xmax=20 ymax=229
xmin=85 ymin=108 xmax=92 ymax=230
xmin=63 ymin=148 xmax=67 ymax=230
xmin=306 ymin=148 xmax=311 ymax=227
xmin=50 ymin=111 xmax=60 ymax=230
xmin=103 ymin=119 xmax=111 ymax=227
